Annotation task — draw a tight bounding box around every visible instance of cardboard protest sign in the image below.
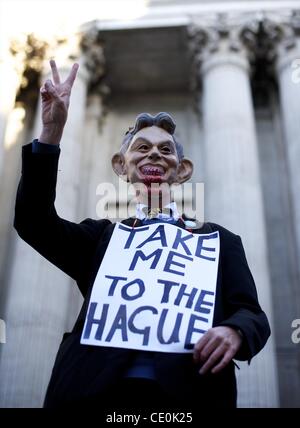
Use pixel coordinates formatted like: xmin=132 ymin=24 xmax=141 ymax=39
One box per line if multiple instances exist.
xmin=81 ymin=223 xmax=220 ymax=353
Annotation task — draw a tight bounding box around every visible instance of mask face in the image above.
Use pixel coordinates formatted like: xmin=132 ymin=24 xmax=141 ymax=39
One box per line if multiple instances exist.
xmin=124 ymin=126 xmax=180 ymax=187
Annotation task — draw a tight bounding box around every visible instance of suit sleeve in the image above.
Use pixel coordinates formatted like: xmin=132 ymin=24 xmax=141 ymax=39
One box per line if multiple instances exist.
xmin=218 ymin=233 xmax=271 ymax=362
xmin=14 ymin=143 xmax=111 ymax=293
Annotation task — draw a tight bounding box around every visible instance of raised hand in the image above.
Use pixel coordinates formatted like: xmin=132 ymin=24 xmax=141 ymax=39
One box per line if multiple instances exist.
xmin=39 ymin=60 xmax=79 ymax=145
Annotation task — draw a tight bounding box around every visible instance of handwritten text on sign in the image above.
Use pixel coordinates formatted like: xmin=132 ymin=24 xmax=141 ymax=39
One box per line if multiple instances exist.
xmin=81 ymin=223 xmax=220 ymax=353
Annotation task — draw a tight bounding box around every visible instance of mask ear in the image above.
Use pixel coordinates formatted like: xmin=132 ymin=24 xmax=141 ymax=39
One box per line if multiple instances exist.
xmin=111 ymin=152 xmax=127 ymax=181
xmin=176 ymin=158 xmax=194 ymax=184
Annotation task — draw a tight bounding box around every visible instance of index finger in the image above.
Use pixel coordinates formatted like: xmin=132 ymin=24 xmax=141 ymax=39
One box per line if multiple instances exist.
xmin=65 ymin=63 xmax=79 ymax=87
xmin=193 ymin=330 xmax=211 ymax=356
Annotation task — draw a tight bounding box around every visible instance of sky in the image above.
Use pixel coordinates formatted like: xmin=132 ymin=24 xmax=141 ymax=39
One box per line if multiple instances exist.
xmin=0 ymin=0 xmax=150 ymax=56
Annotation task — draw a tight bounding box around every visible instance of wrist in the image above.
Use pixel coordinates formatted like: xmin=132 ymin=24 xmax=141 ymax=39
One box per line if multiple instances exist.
xmin=39 ymin=126 xmax=63 ymax=146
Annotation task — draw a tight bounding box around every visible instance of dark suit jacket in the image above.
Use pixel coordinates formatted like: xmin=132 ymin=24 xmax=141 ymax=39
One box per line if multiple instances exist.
xmin=14 ymin=143 xmax=271 ymax=408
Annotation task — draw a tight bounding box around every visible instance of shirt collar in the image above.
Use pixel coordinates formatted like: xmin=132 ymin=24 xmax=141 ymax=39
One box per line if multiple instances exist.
xmin=136 ymin=201 xmax=180 ymax=221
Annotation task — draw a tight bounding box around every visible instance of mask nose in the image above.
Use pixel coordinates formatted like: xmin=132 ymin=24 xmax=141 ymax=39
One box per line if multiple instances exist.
xmin=148 ymin=147 xmax=161 ymax=161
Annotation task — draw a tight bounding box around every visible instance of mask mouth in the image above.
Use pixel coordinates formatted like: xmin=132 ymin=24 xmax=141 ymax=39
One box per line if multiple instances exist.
xmin=139 ymin=165 xmax=165 ymax=176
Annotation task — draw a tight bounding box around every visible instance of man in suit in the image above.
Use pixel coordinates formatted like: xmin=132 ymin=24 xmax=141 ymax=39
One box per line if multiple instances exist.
xmin=14 ymin=60 xmax=270 ymax=409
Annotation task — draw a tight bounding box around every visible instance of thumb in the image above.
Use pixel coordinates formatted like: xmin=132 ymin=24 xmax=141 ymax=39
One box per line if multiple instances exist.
xmin=41 ymin=79 xmax=60 ymax=100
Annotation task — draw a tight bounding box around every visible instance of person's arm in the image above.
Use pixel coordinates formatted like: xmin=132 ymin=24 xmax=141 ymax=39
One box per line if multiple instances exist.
xmin=218 ymin=234 xmax=270 ymax=360
xmin=14 ymin=142 xmax=110 ymax=291
xmin=193 ymin=232 xmax=270 ymax=374
xmin=14 ymin=60 xmax=111 ymax=294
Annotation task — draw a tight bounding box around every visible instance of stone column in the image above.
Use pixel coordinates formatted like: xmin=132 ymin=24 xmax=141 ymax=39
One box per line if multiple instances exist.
xmin=0 ymin=44 xmax=21 ymax=173
xmin=0 ymin=44 xmax=24 ymax=297
xmin=274 ymin=23 xmax=300 ymax=407
xmin=276 ymin=29 xmax=300 ymax=294
xmin=78 ymin=93 xmax=107 ymax=220
xmin=0 ymin=35 xmax=46 ymax=335
xmin=0 ymin=29 xmax=104 ymax=407
xmin=190 ymin=22 xmax=279 ymax=407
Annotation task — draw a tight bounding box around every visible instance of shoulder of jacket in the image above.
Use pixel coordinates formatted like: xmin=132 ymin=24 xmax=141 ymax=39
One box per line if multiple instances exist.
xmin=205 ymin=222 xmax=239 ymax=241
xmin=79 ymin=218 xmax=113 ymax=233
xmin=80 ymin=217 xmax=112 ymax=225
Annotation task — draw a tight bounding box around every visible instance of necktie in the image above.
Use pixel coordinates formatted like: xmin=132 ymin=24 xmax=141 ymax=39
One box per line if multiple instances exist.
xmin=142 ymin=207 xmax=173 ymax=220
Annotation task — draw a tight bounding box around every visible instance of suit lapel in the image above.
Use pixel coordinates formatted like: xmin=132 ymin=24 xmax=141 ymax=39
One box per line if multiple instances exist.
xmin=120 ymin=216 xmax=212 ymax=235
xmin=121 ymin=217 xmax=143 ymax=227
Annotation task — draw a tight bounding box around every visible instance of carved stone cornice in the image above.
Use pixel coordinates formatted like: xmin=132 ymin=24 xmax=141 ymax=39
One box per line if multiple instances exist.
xmin=188 ymin=9 xmax=300 ymax=98
xmin=188 ymin=12 xmax=284 ymax=70
xmin=79 ymin=27 xmax=110 ymax=126
xmin=273 ymin=10 xmax=300 ymax=74
xmin=278 ymin=10 xmax=300 ymax=50
xmin=9 ymin=34 xmax=48 ymax=91
xmin=241 ymin=10 xmax=300 ymax=75
xmin=187 ymin=13 xmax=251 ymax=108
xmin=80 ymin=27 xmax=108 ymax=96
xmin=241 ymin=10 xmax=300 ymax=62
xmin=240 ymin=15 xmax=282 ymax=63
xmin=8 ymin=34 xmax=48 ymax=107
xmin=188 ymin=13 xmax=248 ymax=61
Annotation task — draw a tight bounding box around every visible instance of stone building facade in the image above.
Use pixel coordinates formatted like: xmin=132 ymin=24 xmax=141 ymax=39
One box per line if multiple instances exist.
xmin=0 ymin=0 xmax=299 ymax=407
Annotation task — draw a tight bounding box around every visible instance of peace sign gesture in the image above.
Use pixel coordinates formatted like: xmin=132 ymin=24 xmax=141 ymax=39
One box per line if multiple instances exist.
xmin=39 ymin=60 xmax=79 ymax=145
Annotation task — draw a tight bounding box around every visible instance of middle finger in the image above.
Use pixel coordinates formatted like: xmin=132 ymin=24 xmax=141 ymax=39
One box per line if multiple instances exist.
xmin=50 ymin=59 xmax=61 ymax=85
xmin=199 ymin=343 xmax=226 ymax=375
